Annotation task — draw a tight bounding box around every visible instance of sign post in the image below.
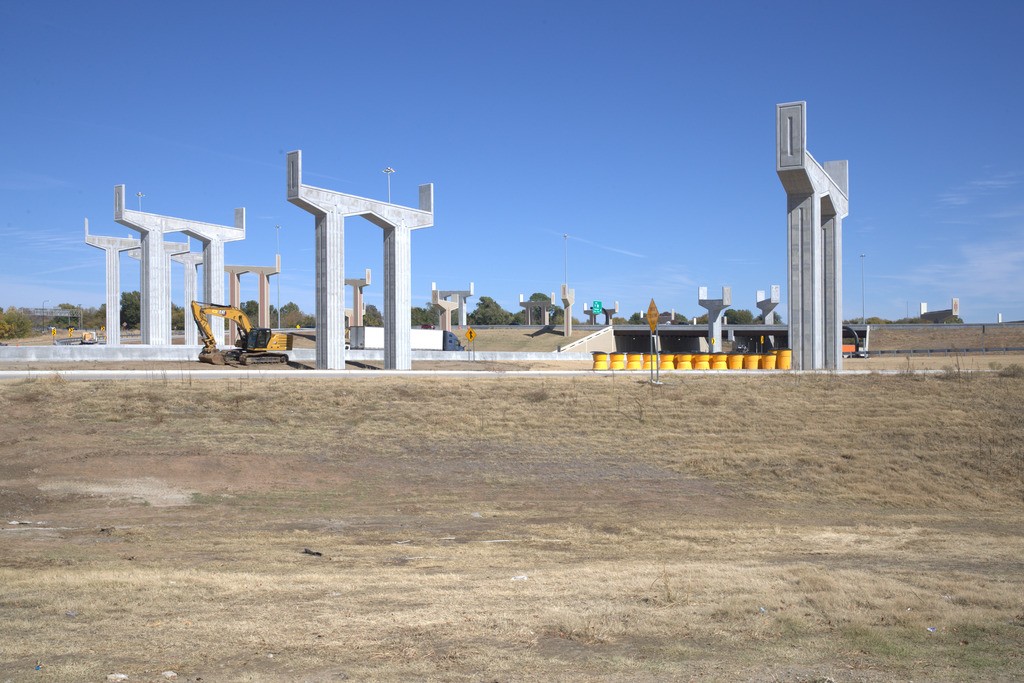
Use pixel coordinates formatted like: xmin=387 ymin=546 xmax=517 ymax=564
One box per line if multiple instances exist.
xmin=646 ymin=299 xmax=661 ymax=384
xmin=466 ymin=326 xmax=477 ymax=361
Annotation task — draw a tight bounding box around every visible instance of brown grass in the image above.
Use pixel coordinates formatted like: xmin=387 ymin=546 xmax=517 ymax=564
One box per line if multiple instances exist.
xmin=1 ymin=373 xmax=1023 ymax=681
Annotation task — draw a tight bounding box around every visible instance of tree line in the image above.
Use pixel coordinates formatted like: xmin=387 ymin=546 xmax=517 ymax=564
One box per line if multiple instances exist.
xmin=0 ymin=291 xmax=779 ymax=341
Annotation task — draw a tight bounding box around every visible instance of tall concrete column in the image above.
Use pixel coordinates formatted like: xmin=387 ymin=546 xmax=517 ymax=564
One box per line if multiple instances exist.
xmin=561 ymin=284 xmax=575 ymax=336
xmin=287 ymin=150 xmax=434 ymax=370
xmin=698 ymin=286 xmax=731 ymax=353
xmin=173 ymin=251 xmax=204 ymax=346
xmin=776 ymin=102 xmax=849 ymax=370
xmin=114 ymin=184 xmax=244 ymax=346
xmin=384 ymin=221 xmax=412 ymax=369
xmin=345 ymin=269 xmax=371 ymax=327
xmin=127 ymin=240 xmax=190 ymax=342
xmin=84 ymin=218 xmax=142 ymax=346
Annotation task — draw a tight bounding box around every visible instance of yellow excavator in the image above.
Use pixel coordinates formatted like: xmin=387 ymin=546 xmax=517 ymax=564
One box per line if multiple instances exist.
xmin=190 ymin=301 xmax=293 ymax=366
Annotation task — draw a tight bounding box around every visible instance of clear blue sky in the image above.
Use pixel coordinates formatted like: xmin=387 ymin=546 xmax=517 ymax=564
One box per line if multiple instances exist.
xmin=2 ymin=1 xmax=1023 ymax=323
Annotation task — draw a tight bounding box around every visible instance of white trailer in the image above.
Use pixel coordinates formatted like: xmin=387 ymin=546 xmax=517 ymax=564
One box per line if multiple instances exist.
xmin=349 ymin=326 xmax=463 ymax=351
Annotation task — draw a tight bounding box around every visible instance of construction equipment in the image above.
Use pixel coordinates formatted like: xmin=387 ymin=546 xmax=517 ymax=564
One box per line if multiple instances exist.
xmin=190 ymin=301 xmax=293 ymax=366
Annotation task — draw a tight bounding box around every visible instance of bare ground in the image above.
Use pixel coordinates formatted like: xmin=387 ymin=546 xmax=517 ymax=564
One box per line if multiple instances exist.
xmin=1 ymin=371 xmax=1023 ymax=682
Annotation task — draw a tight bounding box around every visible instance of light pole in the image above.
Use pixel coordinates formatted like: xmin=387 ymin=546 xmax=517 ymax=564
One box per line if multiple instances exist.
xmin=860 ymin=253 xmax=866 ymax=325
xmin=563 ymin=233 xmax=568 ymax=285
xmin=42 ymin=299 xmax=48 ymax=317
xmin=383 ymin=167 xmax=395 ymax=203
xmin=136 ymin=192 xmax=144 ymax=211
xmin=275 ymin=224 xmax=282 ymax=329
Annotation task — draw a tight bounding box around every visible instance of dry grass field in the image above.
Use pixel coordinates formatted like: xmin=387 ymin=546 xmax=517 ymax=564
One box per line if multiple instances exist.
xmin=1 ymin=370 xmax=1023 ymax=682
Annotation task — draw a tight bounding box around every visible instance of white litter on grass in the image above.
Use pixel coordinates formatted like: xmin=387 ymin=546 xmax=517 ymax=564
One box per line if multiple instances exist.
xmin=511 ymin=575 xmax=528 ymax=581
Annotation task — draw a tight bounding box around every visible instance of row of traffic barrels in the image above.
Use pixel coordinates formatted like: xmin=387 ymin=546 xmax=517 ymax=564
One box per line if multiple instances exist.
xmin=592 ymin=350 xmax=792 ymax=371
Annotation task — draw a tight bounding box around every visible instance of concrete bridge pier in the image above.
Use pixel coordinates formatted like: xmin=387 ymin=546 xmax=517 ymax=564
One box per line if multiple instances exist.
xmin=698 ymin=286 xmax=731 ymax=353
xmin=288 ymin=150 xmax=434 ymax=370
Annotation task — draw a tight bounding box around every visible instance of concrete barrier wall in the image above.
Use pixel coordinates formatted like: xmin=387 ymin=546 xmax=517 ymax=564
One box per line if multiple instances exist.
xmin=0 ymin=346 xmax=591 ymax=363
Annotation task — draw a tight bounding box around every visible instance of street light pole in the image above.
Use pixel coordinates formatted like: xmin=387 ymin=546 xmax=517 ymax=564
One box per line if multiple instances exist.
xmin=136 ymin=192 xmax=144 ymax=211
xmin=383 ymin=167 xmax=395 ymax=203
xmin=860 ymin=253 xmax=866 ymax=325
xmin=275 ymin=224 xmax=281 ymax=329
xmin=563 ymin=233 xmax=568 ymax=285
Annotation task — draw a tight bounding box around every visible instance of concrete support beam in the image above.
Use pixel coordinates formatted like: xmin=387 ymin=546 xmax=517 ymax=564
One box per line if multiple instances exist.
xmin=602 ymin=301 xmax=619 ymax=326
xmin=430 ymin=285 xmax=459 ymax=332
xmin=776 ymin=102 xmax=849 ymax=370
xmin=288 ymin=150 xmax=433 ymax=370
xmin=920 ymin=298 xmax=960 ymax=323
xmin=560 ymin=284 xmax=575 ymax=336
xmin=172 ymin=251 xmax=204 ymax=346
xmin=345 ymin=268 xmax=371 ymax=328
xmin=126 ymin=239 xmax=191 ymax=342
xmin=224 ymin=255 xmax=281 ymax=343
xmin=583 ymin=299 xmax=619 ymax=326
xmin=519 ymin=293 xmax=556 ymax=326
xmin=434 ymin=282 xmax=474 ymax=327
xmin=757 ymin=285 xmax=781 ymax=324
xmin=698 ymin=286 xmax=731 ymax=353
xmin=114 ymin=184 xmax=244 ymax=346
xmin=84 ymin=219 xmax=142 ymax=346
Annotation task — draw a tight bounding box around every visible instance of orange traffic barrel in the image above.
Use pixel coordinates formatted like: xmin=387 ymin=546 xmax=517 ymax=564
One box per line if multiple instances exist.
xmin=675 ymin=353 xmax=693 ymax=370
xmin=693 ymin=353 xmax=711 ymax=370
xmin=727 ymin=354 xmax=744 ymax=370
xmin=626 ymin=353 xmax=643 ymax=370
xmin=776 ymin=349 xmax=792 ymax=370
xmin=659 ymin=353 xmax=675 ymax=370
xmin=609 ymin=352 xmax=626 ymax=370
xmin=592 ymin=352 xmax=609 ymax=370
xmin=743 ymin=354 xmax=760 ymax=370
xmin=711 ymin=353 xmax=728 ymax=370
xmin=760 ymin=353 xmax=777 ymax=370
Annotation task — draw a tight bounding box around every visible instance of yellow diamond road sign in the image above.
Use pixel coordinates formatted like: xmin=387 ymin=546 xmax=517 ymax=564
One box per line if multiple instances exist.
xmin=466 ymin=327 xmax=476 ymax=342
xmin=646 ymin=299 xmax=659 ymax=333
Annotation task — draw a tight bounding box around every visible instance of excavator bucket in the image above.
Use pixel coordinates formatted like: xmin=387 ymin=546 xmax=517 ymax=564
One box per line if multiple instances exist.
xmin=198 ymin=350 xmax=227 ymax=366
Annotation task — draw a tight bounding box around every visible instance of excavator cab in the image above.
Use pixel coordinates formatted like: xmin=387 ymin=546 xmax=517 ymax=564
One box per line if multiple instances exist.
xmin=241 ymin=328 xmax=274 ymax=351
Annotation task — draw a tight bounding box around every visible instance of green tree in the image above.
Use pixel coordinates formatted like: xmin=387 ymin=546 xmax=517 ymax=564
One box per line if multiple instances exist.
xmin=171 ymin=303 xmax=185 ymax=331
xmin=411 ymin=304 xmax=434 ymax=327
xmin=83 ymin=305 xmax=105 ymax=329
xmin=120 ymin=291 xmax=141 ymax=329
xmin=468 ymin=296 xmax=513 ymax=325
xmin=724 ymin=308 xmax=755 ymax=324
xmin=241 ymin=300 xmax=259 ymax=323
xmin=279 ymin=302 xmax=304 ymax=328
xmin=0 ymin=306 xmax=34 ymax=339
xmin=628 ymin=312 xmax=644 ymax=324
xmin=363 ymin=304 xmax=383 ymax=327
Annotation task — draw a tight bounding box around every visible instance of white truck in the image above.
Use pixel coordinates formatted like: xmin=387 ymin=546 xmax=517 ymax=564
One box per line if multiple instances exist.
xmin=348 ymin=326 xmax=464 ymax=351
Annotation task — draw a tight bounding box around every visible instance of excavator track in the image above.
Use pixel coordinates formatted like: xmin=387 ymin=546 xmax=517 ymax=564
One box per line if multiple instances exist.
xmin=239 ymin=353 xmax=289 ymax=366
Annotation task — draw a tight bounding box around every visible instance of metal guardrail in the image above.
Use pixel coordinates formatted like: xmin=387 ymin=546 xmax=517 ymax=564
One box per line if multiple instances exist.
xmin=872 ymin=347 xmax=1024 ymax=356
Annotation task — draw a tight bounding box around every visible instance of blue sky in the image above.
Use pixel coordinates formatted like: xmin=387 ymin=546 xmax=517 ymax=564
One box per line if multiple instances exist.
xmin=2 ymin=1 xmax=1023 ymax=324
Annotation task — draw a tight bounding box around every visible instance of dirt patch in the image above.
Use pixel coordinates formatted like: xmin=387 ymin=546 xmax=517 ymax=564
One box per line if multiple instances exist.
xmin=36 ymin=477 xmax=193 ymax=507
